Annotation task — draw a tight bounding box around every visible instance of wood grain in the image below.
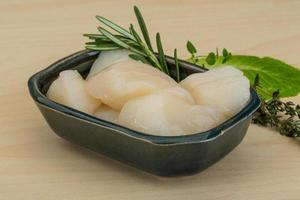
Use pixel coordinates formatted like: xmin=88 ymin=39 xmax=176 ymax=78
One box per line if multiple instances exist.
xmin=0 ymin=0 xmax=300 ymax=199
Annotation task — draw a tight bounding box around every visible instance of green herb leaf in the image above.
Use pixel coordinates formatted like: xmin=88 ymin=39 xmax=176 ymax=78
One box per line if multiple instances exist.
xmin=206 ymin=52 xmax=216 ymax=65
xmin=221 ymin=48 xmax=232 ymax=63
xmin=156 ymin=33 xmax=169 ymax=74
xmin=83 ymin=34 xmax=108 ymax=39
xmin=174 ymin=48 xmax=180 ymax=82
xmin=222 ymin=48 xmax=228 ymax=57
xmin=186 ymin=41 xmax=197 ymax=54
xmin=87 ymin=38 xmax=138 ymax=48
xmin=128 ymin=54 xmax=150 ymax=64
xmin=85 ymin=44 xmax=121 ymax=51
xmin=95 ymin=15 xmax=135 ymax=40
xmin=83 ymin=34 xmax=134 ymax=43
xmin=134 ymin=6 xmax=154 ymax=52
xmin=193 ymin=55 xmax=300 ymax=99
xmin=98 ymin=27 xmax=146 ymax=56
xmin=129 ymin=24 xmax=143 ymax=44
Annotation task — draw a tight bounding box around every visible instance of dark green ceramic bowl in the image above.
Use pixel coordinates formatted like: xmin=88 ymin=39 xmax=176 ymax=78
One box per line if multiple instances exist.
xmin=28 ymin=50 xmax=261 ymax=176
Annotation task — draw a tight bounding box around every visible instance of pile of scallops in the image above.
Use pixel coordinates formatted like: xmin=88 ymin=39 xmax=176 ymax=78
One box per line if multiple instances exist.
xmin=47 ymin=50 xmax=250 ymax=136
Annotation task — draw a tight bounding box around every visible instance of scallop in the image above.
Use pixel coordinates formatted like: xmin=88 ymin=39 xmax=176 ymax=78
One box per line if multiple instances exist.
xmin=118 ymin=87 xmax=225 ymax=136
xmin=180 ymin=66 xmax=250 ymax=117
xmin=86 ymin=59 xmax=177 ymax=111
xmin=47 ymin=70 xmax=100 ymax=114
xmin=86 ymin=49 xmax=130 ymax=79
xmin=181 ymin=66 xmax=243 ymax=87
xmin=93 ymin=105 xmax=119 ymax=123
xmin=160 ymin=86 xmax=195 ymax=104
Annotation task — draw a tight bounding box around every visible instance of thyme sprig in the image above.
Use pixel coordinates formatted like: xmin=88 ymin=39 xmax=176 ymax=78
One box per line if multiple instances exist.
xmin=252 ymin=75 xmax=300 ymax=137
xmin=187 ymin=41 xmax=232 ymax=67
xmin=84 ymin=6 xmax=180 ymax=81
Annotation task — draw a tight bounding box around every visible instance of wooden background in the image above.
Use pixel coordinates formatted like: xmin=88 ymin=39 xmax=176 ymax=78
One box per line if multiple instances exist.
xmin=1 ymin=0 xmax=300 ymax=199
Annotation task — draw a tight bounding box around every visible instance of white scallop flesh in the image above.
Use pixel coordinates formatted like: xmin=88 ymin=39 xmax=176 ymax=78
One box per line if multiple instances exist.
xmin=180 ymin=66 xmax=250 ymax=117
xmin=118 ymin=88 xmax=225 ymax=136
xmin=93 ymin=105 xmax=119 ymax=123
xmin=47 ymin=70 xmax=101 ymax=114
xmin=160 ymin=86 xmax=195 ymax=104
xmin=86 ymin=49 xmax=130 ymax=79
xmin=86 ymin=59 xmax=177 ymax=111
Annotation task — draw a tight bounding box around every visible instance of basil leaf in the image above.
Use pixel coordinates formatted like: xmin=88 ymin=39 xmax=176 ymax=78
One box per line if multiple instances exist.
xmin=192 ymin=55 xmax=300 ymax=99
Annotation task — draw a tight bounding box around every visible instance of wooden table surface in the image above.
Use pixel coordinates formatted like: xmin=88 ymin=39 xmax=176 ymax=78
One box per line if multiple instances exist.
xmin=1 ymin=1 xmax=300 ymax=199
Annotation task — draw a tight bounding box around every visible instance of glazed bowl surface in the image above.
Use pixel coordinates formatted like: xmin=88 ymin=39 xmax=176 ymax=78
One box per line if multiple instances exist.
xmin=28 ymin=50 xmax=261 ymax=176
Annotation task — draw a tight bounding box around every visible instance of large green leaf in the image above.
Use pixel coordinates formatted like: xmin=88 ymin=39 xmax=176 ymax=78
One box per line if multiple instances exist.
xmin=192 ymin=55 xmax=300 ymax=99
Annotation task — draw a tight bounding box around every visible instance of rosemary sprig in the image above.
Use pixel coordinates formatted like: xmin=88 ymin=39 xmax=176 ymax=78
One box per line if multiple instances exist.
xmin=252 ymin=74 xmax=300 ymax=137
xmin=84 ymin=6 xmax=180 ymax=81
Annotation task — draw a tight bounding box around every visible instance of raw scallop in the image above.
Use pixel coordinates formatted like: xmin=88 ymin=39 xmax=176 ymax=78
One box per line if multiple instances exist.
xmin=86 ymin=49 xmax=130 ymax=79
xmin=94 ymin=105 xmax=119 ymax=123
xmin=118 ymin=87 xmax=225 ymax=136
xmin=47 ymin=70 xmax=100 ymax=114
xmin=180 ymin=66 xmax=250 ymax=117
xmin=159 ymin=86 xmax=195 ymax=104
xmin=86 ymin=59 xmax=177 ymax=111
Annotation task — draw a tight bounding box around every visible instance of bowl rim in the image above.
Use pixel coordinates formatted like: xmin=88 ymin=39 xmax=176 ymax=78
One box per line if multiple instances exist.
xmin=28 ymin=50 xmax=261 ymax=145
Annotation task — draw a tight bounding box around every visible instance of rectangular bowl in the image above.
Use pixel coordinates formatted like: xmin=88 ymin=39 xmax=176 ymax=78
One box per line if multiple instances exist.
xmin=28 ymin=50 xmax=261 ymax=176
